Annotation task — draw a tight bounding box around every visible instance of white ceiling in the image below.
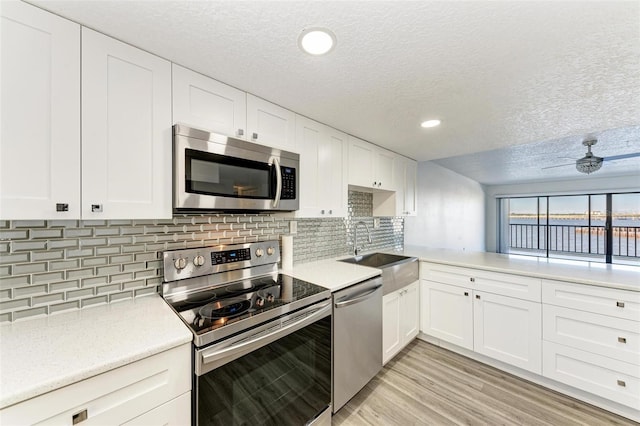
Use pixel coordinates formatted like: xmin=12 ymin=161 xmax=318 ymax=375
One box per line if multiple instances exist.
xmin=29 ymin=0 xmax=640 ymax=183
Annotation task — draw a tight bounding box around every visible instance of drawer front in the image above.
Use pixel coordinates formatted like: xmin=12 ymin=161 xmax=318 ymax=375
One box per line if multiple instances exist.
xmin=542 ymin=280 xmax=640 ymax=321
xmin=543 ymin=305 xmax=640 ymax=365
xmin=0 ymin=344 xmax=191 ymax=425
xmin=123 ymin=391 xmax=191 ymax=425
xmin=474 ymin=269 xmax=541 ymax=302
xmin=421 ymin=263 xmax=476 ymax=289
xmin=543 ymin=341 xmax=640 ymax=409
xmin=421 ymin=262 xmax=541 ymax=302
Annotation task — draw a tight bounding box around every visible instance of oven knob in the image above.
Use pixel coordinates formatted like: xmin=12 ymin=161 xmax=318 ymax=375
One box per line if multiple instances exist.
xmin=174 ymin=257 xmax=187 ymax=270
xmin=255 ymin=297 xmax=264 ymax=307
xmin=267 ymin=247 xmax=275 ymax=256
xmin=193 ymin=255 xmax=205 ymax=267
xmin=266 ymin=293 xmax=275 ymax=303
xmin=256 ymin=248 xmax=264 ymax=257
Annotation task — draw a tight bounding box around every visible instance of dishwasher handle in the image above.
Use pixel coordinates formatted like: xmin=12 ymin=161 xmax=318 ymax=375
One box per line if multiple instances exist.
xmin=334 ymin=284 xmax=382 ymax=308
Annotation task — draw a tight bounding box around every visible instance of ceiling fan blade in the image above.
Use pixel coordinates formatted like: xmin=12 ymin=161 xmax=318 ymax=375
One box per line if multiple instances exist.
xmin=603 ymin=152 xmax=640 ymax=162
xmin=541 ymin=163 xmax=574 ymax=170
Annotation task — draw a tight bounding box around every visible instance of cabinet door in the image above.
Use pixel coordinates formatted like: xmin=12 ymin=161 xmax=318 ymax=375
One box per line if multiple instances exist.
xmin=321 ymin=126 xmax=347 ymax=217
xmin=404 ymin=159 xmax=417 ymax=216
xmin=295 ymin=116 xmax=322 ymax=217
xmin=420 ymin=280 xmax=473 ymax=350
xmin=82 ymin=28 xmax=172 ymax=219
xmin=172 ymin=64 xmax=246 ymax=138
xmin=392 ymin=155 xmax=406 ymax=214
xmin=474 ymin=291 xmax=542 ymax=374
xmin=383 ymin=290 xmax=402 ymax=364
xmin=246 ymin=94 xmax=295 ymax=151
xmin=0 ymin=1 xmax=80 ymax=219
xmin=347 ymin=136 xmax=375 ymax=188
xmin=400 ymin=281 xmax=420 ymax=343
xmin=375 ymin=148 xmax=395 ymax=190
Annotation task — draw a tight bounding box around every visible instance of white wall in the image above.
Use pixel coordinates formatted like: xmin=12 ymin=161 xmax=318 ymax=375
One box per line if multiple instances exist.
xmin=484 ymin=173 xmax=640 ymax=252
xmin=405 ymin=161 xmax=486 ymax=251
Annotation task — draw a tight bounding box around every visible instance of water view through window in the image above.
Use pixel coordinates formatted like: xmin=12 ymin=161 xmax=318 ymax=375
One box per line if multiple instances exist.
xmin=499 ymin=192 xmax=639 ymax=265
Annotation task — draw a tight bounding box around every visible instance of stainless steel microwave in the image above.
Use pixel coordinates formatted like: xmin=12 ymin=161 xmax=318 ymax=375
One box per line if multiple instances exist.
xmin=173 ymin=124 xmax=299 ymax=212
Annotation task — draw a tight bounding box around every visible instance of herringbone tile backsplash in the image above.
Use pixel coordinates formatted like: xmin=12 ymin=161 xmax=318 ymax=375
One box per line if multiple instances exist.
xmin=0 ymin=191 xmax=403 ymax=322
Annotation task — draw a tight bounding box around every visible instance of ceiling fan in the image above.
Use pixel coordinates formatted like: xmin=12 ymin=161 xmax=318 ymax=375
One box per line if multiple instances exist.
xmin=542 ymin=139 xmax=640 ymax=174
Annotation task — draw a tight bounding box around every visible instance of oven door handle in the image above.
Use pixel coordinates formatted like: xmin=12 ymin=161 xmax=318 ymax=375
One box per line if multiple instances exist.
xmin=272 ymin=157 xmax=282 ymax=208
xmin=199 ymin=300 xmax=331 ymax=372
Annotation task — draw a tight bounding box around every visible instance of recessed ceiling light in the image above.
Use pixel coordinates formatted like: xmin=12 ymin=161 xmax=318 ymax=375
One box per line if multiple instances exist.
xmin=421 ymin=119 xmax=441 ymax=128
xmin=298 ymin=28 xmax=336 ymax=55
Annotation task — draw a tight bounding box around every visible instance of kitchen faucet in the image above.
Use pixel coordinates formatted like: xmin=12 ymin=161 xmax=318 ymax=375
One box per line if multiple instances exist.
xmin=353 ymin=221 xmax=372 ymax=255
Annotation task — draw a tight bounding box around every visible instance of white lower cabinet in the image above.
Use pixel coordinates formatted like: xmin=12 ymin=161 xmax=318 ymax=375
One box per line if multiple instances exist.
xmin=0 ymin=344 xmax=191 ymax=425
xmin=420 ymin=280 xmax=473 ymax=350
xmin=474 ymin=291 xmax=542 ymax=374
xmin=542 ymin=279 xmax=640 ymax=411
xmin=419 ymin=262 xmax=542 ymax=374
xmin=383 ymin=281 xmax=419 ymax=364
xmin=543 ymin=341 xmax=640 ymax=410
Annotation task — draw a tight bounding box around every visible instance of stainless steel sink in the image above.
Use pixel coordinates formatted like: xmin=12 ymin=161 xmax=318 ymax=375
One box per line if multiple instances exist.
xmin=339 ymin=252 xmax=411 ymax=268
xmin=339 ymin=252 xmax=419 ymax=295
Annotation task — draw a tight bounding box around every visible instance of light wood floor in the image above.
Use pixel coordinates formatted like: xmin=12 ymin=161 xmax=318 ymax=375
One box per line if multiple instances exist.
xmin=333 ymin=339 xmax=638 ymax=425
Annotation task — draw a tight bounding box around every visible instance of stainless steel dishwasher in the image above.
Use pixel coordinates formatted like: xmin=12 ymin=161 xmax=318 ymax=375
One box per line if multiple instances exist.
xmin=332 ymin=275 xmax=383 ymax=413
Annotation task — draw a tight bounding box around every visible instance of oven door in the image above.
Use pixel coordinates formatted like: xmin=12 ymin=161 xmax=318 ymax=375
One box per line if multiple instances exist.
xmin=174 ymin=125 xmax=299 ymax=212
xmin=194 ymin=300 xmax=332 ymax=426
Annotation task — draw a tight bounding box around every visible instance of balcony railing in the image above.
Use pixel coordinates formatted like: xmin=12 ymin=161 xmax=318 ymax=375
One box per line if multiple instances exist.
xmin=509 ymin=224 xmax=640 ymax=258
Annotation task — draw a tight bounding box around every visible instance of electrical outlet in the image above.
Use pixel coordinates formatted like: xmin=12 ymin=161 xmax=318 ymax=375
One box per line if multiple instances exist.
xmin=373 ymin=218 xmax=380 ymax=229
xmin=289 ymin=221 xmax=297 ymax=234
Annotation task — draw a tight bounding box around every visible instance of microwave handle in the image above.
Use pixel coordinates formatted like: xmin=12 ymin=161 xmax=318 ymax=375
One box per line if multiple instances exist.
xmin=272 ymin=157 xmax=282 ymax=208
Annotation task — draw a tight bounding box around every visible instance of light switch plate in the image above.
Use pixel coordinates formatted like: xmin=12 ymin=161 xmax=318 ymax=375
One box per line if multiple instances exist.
xmin=289 ymin=221 xmax=297 ymax=234
xmin=373 ymin=218 xmax=380 ymax=229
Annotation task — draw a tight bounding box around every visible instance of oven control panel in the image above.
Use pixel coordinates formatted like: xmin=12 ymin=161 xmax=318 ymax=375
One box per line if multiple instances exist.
xmin=162 ymin=241 xmax=280 ymax=282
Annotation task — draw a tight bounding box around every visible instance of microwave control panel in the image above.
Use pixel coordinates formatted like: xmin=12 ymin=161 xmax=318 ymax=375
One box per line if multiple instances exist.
xmin=281 ymin=167 xmax=296 ymax=200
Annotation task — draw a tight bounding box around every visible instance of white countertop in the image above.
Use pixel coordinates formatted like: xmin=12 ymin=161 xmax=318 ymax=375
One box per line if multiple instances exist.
xmin=281 ymin=258 xmax=381 ymax=292
xmin=0 ymin=294 xmax=192 ymax=409
xmin=284 ymin=247 xmax=639 ymax=293
xmin=402 ymin=246 xmax=639 ymax=292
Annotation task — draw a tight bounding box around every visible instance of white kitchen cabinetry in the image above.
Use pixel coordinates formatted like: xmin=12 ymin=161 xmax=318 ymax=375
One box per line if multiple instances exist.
xmin=383 ymin=280 xmax=420 ymax=364
xmin=172 ymin=64 xmax=247 ymax=138
xmin=0 ymin=344 xmax=191 ymax=425
xmin=393 ymin=155 xmax=417 ymax=216
xmin=542 ymin=279 xmax=640 ymax=410
xmin=82 ymin=28 xmax=172 ymax=219
xmin=246 ymin=94 xmax=296 ymax=152
xmin=0 ymin=1 xmax=80 ymax=219
xmin=347 ymin=136 xmax=394 ymax=190
xmin=420 ymin=262 xmax=542 ymax=374
xmin=295 ymin=116 xmax=347 ymax=218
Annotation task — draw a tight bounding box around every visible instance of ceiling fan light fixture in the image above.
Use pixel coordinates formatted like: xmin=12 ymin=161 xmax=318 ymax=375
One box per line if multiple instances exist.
xmin=576 ymin=157 xmax=603 ymax=174
xmin=298 ymin=28 xmax=336 ymax=55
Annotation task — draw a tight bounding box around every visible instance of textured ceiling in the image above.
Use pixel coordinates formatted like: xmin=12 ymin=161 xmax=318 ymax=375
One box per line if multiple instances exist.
xmin=28 ymin=0 xmax=640 ymax=183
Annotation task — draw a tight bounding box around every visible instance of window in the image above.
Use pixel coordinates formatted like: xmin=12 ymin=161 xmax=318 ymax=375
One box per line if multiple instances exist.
xmin=498 ymin=192 xmax=639 ymax=265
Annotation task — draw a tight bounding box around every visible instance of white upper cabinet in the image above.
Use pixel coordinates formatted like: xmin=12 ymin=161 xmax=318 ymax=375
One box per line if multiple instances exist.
xmin=393 ymin=155 xmax=418 ymax=216
xmin=0 ymin=1 xmax=80 ymax=219
xmin=295 ymin=115 xmax=346 ymax=217
xmin=347 ymin=136 xmax=395 ymax=190
xmin=375 ymin=149 xmax=394 ymax=190
xmin=246 ymin=94 xmax=296 ymax=152
xmin=172 ymin=64 xmax=246 ymax=138
xmin=82 ymin=28 xmax=172 ymax=219
xmin=347 ymin=136 xmax=375 ymax=188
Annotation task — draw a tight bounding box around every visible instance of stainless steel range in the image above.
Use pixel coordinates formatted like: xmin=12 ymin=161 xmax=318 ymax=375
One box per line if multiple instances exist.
xmin=161 ymin=241 xmax=332 ymax=426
